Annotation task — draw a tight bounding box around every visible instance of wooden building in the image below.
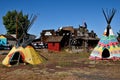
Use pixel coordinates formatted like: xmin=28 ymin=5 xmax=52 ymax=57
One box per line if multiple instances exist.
xmin=47 ymin=36 xmax=63 ymax=51
xmin=72 ymin=25 xmax=99 ymax=49
xmin=40 ymin=29 xmax=56 ymax=43
xmin=39 ymin=23 xmax=99 ymax=50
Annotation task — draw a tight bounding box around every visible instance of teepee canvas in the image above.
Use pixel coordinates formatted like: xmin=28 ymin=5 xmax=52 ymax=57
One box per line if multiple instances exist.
xmin=2 ymin=46 xmax=45 ymax=67
xmin=89 ymin=9 xmax=120 ymax=60
xmin=2 ymin=15 xmax=46 ymax=67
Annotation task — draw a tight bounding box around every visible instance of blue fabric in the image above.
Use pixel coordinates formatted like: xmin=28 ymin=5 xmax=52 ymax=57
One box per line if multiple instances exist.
xmin=0 ymin=38 xmax=7 ymax=46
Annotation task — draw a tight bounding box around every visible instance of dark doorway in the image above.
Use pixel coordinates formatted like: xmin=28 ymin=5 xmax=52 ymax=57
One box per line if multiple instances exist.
xmin=9 ymin=52 xmax=24 ymax=65
xmin=102 ymin=48 xmax=110 ymax=58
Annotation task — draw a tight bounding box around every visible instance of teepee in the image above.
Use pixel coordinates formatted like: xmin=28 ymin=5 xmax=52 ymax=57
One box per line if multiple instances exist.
xmin=89 ymin=9 xmax=120 ymax=60
xmin=2 ymin=15 xmax=46 ymax=67
xmin=0 ymin=35 xmax=7 ymax=46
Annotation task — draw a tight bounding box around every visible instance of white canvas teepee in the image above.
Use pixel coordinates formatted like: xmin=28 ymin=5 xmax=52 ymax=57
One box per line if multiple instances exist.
xmin=89 ymin=9 xmax=120 ymax=60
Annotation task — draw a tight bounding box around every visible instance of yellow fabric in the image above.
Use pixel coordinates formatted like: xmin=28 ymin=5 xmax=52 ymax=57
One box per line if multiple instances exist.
xmin=0 ymin=35 xmax=6 ymax=39
xmin=2 ymin=46 xmax=45 ymax=66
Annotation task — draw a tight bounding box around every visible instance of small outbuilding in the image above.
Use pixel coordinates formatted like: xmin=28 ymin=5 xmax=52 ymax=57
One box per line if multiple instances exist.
xmin=47 ymin=36 xmax=63 ymax=51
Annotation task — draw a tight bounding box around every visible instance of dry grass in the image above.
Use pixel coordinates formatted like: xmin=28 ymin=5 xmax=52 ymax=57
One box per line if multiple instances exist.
xmin=0 ymin=49 xmax=120 ymax=80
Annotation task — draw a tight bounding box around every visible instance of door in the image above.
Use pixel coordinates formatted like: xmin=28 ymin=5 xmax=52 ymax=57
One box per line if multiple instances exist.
xmin=102 ymin=48 xmax=110 ymax=58
xmin=9 ymin=52 xmax=23 ymax=65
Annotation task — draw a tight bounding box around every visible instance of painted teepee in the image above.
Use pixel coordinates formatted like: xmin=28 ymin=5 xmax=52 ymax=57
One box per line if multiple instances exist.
xmin=89 ymin=9 xmax=120 ymax=60
xmin=2 ymin=15 xmax=46 ymax=67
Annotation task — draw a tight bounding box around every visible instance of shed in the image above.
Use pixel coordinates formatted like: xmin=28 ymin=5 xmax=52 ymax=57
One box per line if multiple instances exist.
xmin=47 ymin=36 xmax=63 ymax=51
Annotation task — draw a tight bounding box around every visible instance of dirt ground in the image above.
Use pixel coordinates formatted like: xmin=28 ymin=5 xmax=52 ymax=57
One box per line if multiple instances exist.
xmin=0 ymin=49 xmax=120 ymax=80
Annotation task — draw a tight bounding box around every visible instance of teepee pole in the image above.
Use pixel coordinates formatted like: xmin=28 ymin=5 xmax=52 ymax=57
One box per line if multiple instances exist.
xmin=17 ymin=53 xmax=20 ymax=65
xmin=102 ymin=8 xmax=116 ymax=25
xmin=102 ymin=8 xmax=116 ymax=36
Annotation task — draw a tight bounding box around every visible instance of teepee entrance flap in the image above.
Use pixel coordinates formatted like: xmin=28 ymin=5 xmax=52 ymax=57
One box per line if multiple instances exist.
xmin=102 ymin=48 xmax=110 ymax=58
xmin=9 ymin=51 xmax=24 ymax=65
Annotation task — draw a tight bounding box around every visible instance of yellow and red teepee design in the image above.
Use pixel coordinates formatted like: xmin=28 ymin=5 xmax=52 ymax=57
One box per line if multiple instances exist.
xmin=2 ymin=46 xmax=45 ymax=67
xmin=2 ymin=15 xmax=46 ymax=67
xmin=89 ymin=9 xmax=120 ymax=60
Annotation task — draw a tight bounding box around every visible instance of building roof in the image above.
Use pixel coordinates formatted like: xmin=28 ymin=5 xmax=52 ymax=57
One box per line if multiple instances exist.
xmin=75 ymin=36 xmax=99 ymax=40
xmin=62 ymin=26 xmax=74 ymax=33
xmin=0 ymin=34 xmax=16 ymax=41
xmin=82 ymin=37 xmax=100 ymax=40
xmin=41 ymin=29 xmax=55 ymax=37
xmin=47 ymin=36 xmax=63 ymax=42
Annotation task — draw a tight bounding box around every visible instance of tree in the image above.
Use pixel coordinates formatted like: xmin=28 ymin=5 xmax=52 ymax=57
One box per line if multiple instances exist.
xmin=3 ymin=10 xmax=30 ymax=38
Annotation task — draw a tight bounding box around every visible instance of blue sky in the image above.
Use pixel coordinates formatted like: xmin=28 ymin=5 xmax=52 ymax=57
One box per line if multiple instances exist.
xmin=0 ymin=0 xmax=120 ymax=38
